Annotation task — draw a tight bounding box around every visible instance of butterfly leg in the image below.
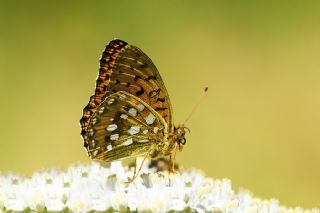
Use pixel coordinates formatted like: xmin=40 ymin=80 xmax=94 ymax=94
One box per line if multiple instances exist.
xmin=126 ymin=149 xmax=152 ymax=183
xmin=168 ymin=144 xmax=178 ymax=173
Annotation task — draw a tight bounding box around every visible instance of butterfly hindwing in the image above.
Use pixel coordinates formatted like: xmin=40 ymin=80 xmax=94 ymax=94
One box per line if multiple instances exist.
xmin=86 ymin=91 xmax=168 ymax=161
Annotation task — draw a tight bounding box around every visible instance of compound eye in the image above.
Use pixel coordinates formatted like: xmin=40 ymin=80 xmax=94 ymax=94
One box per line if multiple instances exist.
xmin=180 ymin=138 xmax=186 ymax=145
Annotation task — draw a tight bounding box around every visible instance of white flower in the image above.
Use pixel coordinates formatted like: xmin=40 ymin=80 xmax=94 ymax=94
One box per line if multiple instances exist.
xmin=0 ymin=160 xmax=318 ymax=213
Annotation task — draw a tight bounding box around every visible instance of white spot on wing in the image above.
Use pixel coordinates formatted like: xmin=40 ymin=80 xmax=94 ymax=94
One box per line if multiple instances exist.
xmin=145 ymin=113 xmax=156 ymax=124
xmin=93 ymin=150 xmax=98 ymax=157
xmin=91 ymin=140 xmax=96 ymax=147
xmin=88 ymin=128 xmax=94 ymax=136
xmin=128 ymin=126 xmax=140 ymax=135
xmin=137 ymin=103 xmax=145 ymax=111
xmin=120 ymin=114 xmax=128 ymax=120
xmin=110 ymin=134 xmax=119 ymax=141
xmin=153 ymin=127 xmax=159 ymax=133
xmin=128 ymin=108 xmax=137 ymax=116
xmin=107 ymin=98 xmax=115 ymax=105
xmin=138 ymin=139 xmax=149 ymax=143
xmin=91 ymin=118 xmax=97 ymax=124
xmin=106 ymin=124 xmax=117 ymax=131
xmin=110 ymin=118 xmax=114 ymax=122
xmin=106 ymin=144 xmax=112 ymax=151
xmin=119 ymin=94 xmax=126 ymax=100
xmin=98 ymin=107 xmax=105 ymax=114
xmin=143 ymin=129 xmax=148 ymax=134
xmin=123 ymin=138 xmax=133 ymax=146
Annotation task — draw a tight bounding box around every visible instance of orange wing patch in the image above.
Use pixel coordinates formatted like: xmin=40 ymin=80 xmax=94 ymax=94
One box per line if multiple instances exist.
xmin=80 ymin=39 xmax=128 ymax=148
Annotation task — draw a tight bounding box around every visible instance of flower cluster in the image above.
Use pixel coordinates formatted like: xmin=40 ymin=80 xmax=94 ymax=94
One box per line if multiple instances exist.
xmin=0 ymin=160 xmax=318 ymax=213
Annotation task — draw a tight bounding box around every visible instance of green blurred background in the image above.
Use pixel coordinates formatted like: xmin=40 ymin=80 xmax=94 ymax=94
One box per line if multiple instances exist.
xmin=0 ymin=0 xmax=319 ymax=208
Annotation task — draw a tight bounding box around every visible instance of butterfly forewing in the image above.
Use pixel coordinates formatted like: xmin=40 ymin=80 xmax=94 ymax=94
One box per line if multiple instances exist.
xmin=108 ymin=45 xmax=173 ymax=129
xmin=80 ymin=39 xmax=173 ymax=154
xmin=86 ymin=91 xmax=168 ymax=161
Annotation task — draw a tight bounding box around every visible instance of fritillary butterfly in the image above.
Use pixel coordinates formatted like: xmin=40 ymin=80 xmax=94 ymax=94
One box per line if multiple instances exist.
xmin=80 ymin=39 xmax=192 ymax=177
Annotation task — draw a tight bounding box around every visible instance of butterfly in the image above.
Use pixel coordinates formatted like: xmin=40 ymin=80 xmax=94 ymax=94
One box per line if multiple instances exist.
xmin=80 ymin=39 xmax=205 ymax=180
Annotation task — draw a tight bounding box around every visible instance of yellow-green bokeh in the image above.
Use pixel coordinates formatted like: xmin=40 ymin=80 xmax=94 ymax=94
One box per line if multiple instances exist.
xmin=0 ymin=0 xmax=319 ymax=208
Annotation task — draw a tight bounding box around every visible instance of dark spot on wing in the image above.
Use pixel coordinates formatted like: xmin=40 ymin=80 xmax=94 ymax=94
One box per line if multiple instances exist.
xmin=146 ymin=76 xmax=157 ymax=81
xmin=140 ymin=63 xmax=147 ymax=69
xmin=154 ymin=107 xmax=167 ymax=111
xmin=136 ymin=87 xmax=145 ymax=96
xmin=134 ymin=75 xmax=142 ymax=81
xmin=149 ymin=88 xmax=161 ymax=98
xmin=99 ymin=58 xmax=108 ymax=66
xmin=99 ymin=67 xmax=107 ymax=74
xmin=105 ymin=74 xmax=110 ymax=80
xmin=157 ymin=97 xmax=165 ymax=102
xmin=113 ymin=111 xmax=122 ymax=122
xmin=96 ymin=78 xmax=103 ymax=84
xmin=81 ymin=129 xmax=87 ymax=136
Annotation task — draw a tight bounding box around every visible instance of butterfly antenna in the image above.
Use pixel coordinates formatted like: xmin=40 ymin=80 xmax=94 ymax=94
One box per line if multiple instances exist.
xmin=183 ymin=86 xmax=208 ymax=125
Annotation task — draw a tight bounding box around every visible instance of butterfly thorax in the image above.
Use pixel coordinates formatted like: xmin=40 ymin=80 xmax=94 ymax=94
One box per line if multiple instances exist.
xmin=148 ymin=125 xmax=187 ymax=159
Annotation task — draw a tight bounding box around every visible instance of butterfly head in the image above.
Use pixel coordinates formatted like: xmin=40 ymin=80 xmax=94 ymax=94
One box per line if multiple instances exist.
xmin=174 ymin=125 xmax=190 ymax=151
